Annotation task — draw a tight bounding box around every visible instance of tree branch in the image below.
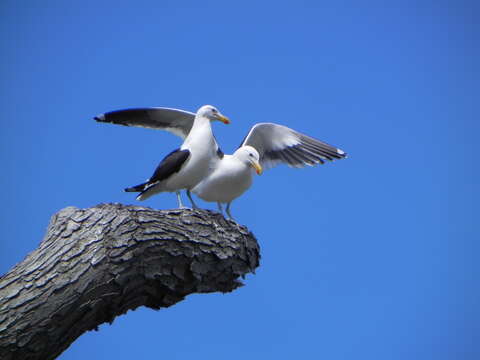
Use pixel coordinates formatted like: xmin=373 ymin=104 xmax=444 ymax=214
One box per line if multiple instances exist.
xmin=0 ymin=203 xmax=260 ymax=360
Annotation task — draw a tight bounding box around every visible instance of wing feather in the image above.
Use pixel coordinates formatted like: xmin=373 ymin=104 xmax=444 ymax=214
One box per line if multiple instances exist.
xmin=289 ymin=146 xmax=322 ymax=165
xmin=94 ymin=107 xmax=196 ymax=139
xmin=240 ymin=123 xmax=346 ymax=169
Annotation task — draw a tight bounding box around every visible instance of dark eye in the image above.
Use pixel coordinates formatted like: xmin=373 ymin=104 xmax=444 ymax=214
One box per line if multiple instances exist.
xmin=249 ymin=153 xmax=253 ymax=157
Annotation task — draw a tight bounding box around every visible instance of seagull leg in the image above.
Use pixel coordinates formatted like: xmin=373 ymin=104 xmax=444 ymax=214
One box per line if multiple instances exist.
xmin=186 ymin=190 xmax=199 ymax=209
xmin=217 ymin=202 xmax=223 ymax=214
xmin=176 ymin=191 xmax=186 ymax=209
xmin=226 ymin=202 xmax=234 ymax=220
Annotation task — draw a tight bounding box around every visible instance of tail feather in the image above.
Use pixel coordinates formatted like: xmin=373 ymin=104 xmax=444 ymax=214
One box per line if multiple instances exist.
xmin=135 ymin=183 xmax=159 ymax=201
xmin=136 ymin=190 xmax=152 ymax=201
xmin=124 ymin=182 xmax=148 ymax=193
xmin=125 ymin=181 xmax=160 ymax=201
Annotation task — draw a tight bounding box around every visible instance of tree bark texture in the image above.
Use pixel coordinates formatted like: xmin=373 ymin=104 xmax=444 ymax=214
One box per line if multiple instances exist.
xmin=0 ymin=203 xmax=260 ymax=360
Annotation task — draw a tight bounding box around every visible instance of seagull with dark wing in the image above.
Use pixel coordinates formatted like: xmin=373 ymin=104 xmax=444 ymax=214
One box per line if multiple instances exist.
xmin=94 ymin=105 xmax=230 ymax=208
xmin=191 ymin=123 xmax=346 ymax=219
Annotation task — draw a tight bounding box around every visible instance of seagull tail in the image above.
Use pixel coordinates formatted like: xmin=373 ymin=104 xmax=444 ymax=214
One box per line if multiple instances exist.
xmin=135 ymin=191 xmax=153 ymax=201
xmin=124 ymin=182 xmax=147 ymax=193
xmin=125 ymin=182 xmax=159 ymax=201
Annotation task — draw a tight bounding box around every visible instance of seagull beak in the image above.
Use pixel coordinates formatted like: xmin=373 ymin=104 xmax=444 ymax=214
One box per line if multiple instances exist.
xmin=217 ymin=114 xmax=230 ymax=124
xmin=251 ymin=161 xmax=263 ymax=175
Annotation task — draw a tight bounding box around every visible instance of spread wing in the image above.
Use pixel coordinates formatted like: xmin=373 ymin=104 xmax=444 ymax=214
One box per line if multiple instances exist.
xmin=94 ymin=107 xmax=196 ymax=139
xmin=239 ymin=123 xmax=346 ymax=169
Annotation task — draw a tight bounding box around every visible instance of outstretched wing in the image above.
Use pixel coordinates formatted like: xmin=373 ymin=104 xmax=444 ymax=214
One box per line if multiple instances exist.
xmin=239 ymin=123 xmax=346 ymax=169
xmin=94 ymin=107 xmax=196 ymax=139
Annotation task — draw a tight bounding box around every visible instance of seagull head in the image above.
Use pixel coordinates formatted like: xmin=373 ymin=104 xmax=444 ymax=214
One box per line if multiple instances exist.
xmin=196 ymin=105 xmax=230 ymax=124
xmin=235 ymin=146 xmax=263 ymax=175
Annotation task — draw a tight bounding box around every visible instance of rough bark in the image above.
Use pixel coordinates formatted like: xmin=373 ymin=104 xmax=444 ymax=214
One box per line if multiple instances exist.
xmin=0 ymin=203 xmax=260 ymax=360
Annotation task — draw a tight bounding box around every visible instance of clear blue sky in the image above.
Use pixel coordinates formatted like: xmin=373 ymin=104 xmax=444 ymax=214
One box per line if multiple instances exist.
xmin=1 ymin=1 xmax=478 ymax=359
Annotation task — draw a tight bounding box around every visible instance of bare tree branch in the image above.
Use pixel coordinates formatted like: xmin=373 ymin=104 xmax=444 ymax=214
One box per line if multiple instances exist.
xmin=0 ymin=203 xmax=260 ymax=360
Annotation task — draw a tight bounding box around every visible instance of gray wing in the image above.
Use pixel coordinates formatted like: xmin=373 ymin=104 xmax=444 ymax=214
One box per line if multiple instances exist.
xmin=94 ymin=107 xmax=196 ymax=139
xmin=239 ymin=123 xmax=346 ymax=169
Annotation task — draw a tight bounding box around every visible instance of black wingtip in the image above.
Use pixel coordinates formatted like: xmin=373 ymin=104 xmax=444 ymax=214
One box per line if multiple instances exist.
xmin=125 ymin=182 xmax=149 ymax=192
xmin=124 ymin=186 xmax=139 ymax=193
xmin=93 ymin=114 xmax=105 ymax=122
xmin=124 ymin=187 xmax=139 ymax=193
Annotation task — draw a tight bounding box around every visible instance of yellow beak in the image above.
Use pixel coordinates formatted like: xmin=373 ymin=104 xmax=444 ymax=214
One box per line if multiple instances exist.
xmin=251 ymin=161 xmax=263 ymax=175
xmin=217 ymin=114 xmax=230 ymax=124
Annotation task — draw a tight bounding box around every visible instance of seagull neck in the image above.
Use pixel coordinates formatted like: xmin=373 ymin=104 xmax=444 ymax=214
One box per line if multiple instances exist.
xmin=190 ymin=116 xmax=210 ymax=132
xmin=184 ymin=116 xmax=213 ymax=145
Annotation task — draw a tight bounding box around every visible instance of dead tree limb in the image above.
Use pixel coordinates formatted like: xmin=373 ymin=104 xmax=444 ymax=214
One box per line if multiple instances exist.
xmin=0 ymin=203 xmax=260 ymax=360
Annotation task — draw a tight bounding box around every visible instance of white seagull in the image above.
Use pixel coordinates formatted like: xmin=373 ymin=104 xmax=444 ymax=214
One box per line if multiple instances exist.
xmin=192 ymin=123 xmax=346 ymax=219
xmin=94 ymin=105 xmax=230 ymax=208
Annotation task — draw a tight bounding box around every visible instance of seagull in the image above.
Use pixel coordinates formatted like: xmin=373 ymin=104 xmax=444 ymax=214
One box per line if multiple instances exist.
xmin=94 ymin=105 xmax=230 ymax=208
xmin=191 ymin=123 xmax=346 ymax=219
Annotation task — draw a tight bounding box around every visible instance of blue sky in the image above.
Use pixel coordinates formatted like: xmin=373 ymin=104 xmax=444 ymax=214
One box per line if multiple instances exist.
xmin=1 ymin=1 xmax=478 ymax=359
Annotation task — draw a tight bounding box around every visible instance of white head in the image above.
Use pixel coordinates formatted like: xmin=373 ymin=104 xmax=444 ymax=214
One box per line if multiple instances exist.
xmin=196 ymin=105 xmax=230 ymax=124
xmin=234 ymin=146 xmax=263 ymax=175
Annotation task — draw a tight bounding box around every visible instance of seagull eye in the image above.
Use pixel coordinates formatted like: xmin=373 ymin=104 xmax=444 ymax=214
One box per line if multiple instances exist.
xmin=249 ymin=153 xmax=253 ymax=157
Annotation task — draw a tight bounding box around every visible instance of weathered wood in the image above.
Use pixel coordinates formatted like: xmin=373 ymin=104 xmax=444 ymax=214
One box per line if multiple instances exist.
xmin=0 ymin=203 xmax=260 ymax=360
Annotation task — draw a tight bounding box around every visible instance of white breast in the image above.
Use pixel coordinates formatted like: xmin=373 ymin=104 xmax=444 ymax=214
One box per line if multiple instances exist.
xmin=192 ymin=155 xmax=253 ymax=203
xmin=163 ymin=118 xmax=219 ymax=191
